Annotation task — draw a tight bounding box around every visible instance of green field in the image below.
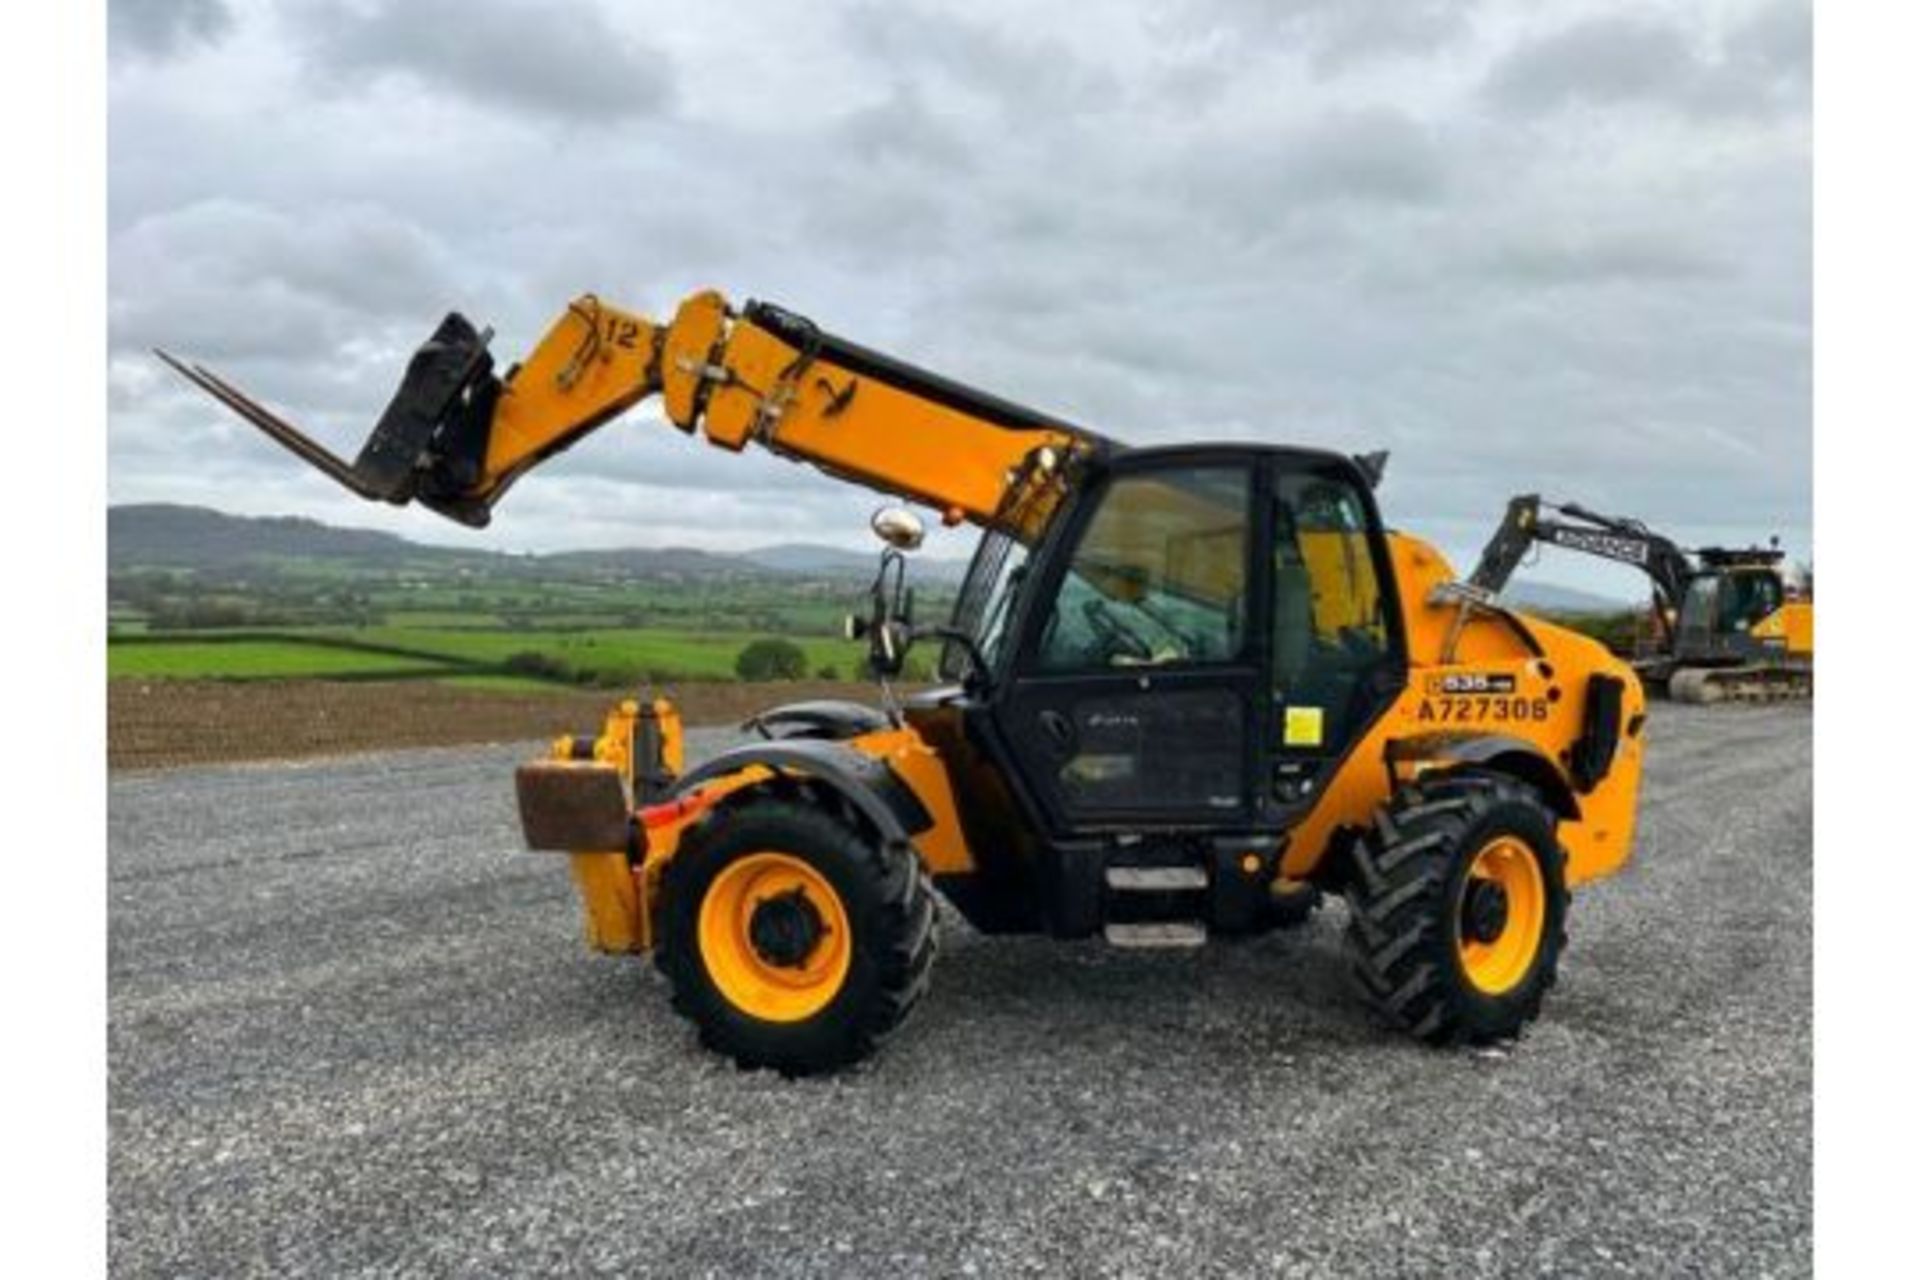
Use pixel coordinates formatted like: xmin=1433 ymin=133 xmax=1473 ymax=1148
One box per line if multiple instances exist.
xmin=108 ymin=638 xmax=464 ymax=681
xmin=106 ymin=510 xmax=953 ymax=688
xmin=327 ymin=626 xmax=859 ymax=677
xmin=106 ymin=624 xmax=878 ymax=686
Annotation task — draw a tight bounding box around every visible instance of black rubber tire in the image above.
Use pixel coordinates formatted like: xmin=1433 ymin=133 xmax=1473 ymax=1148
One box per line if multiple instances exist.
xmin=1343 ymin=770 xmax=1569 ymax=1046
xmin=656 ymin=797 xmax=936 ymax=1075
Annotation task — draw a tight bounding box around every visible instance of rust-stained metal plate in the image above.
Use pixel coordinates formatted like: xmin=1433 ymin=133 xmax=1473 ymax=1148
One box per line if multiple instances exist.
xmin=516 ymin=760 xmax=632 ymax=851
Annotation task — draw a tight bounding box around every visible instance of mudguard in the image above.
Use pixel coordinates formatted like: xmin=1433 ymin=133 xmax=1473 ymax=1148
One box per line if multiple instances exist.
xmin=673 ymin=738 xmax=933 ymax=845
xmin=743 ymin=700 xmax=892 ymax=741
xmin=1387 ymin=732 xmax=1581 ymax=820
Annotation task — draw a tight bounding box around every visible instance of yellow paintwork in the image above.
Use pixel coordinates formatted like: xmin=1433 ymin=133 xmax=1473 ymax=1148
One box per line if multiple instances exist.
xmin=543 ymin=695 xmax=691 ymax=955
xmin=1457 ymin=834 xmax=1547 ymax=995
xmin=1751 ymin=600 xmax=1814 ymax=659
xmin=567 ymin=852 xmax=645 ymax=953
xmin=846 ymin=728 xmax=975 ymax=875
xmin=696 ymin=851 xmax=852 ymax=1022
xmin=482 ymin=297 xmax=659 ymax=492
xmin=1278 ymin=534 xmax=1644 ymax=887
xmin=470 ymin=289 xmax=1092 ymax=534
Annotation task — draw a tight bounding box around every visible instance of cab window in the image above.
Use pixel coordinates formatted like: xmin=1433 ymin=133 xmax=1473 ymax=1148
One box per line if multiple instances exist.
xmin=1267 ymin=470 xmax=1391 ymax=760
xmin=1721 ymin=571 xmax=1782 ymax=629
xmin=1271 ymin=473 xmax=1388 ymax=694
xmin=1034 ymin=467 xmax=1249 ymax=672
xmin=1680 ymin=576 xmax=1717 ymax=632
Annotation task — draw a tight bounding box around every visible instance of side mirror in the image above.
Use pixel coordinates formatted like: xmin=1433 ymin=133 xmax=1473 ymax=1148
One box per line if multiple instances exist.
xmin=870 ymin=506 xmax=925 ymax=551
xmin=849 ymin=536 xmax=917 ymax=681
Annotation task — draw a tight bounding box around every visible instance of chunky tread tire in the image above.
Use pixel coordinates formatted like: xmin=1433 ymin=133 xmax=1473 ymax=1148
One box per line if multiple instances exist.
xmin=656 ymin=798 xmax=936 ymax=1075
xmin=1344 ymin=771 xmax=1569 ymax=1046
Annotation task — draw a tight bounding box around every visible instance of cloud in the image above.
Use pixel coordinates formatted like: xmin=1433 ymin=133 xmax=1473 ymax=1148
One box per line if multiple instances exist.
xmin=108 ymin=0 xmax=1812 ymax=587
xmin=1276 ymin=107 xmax=1448 ymax=205
xmin=1176 ymin=0 xmax=1479 ymax=75
xmin=1474 ymin=224 xmax=1729 ymax=287
xmin=293 ymin=0 xmax=674 ymax=124
xmin=1307 ymin=2 xmax=1475 ymax=71
xmin=1484 ymin=16 xmax=1696 ymax=112
xmin=1483 ymin=5 xmax=1811 ymax=119
xmin=110 ymin=0 xmax=234 ymax=60
xmin=110 ymin=199 xmax=459 ymax=363
xmin=1728 ymin=0 xmax=1811 ymax=82
xmin=844 ymin=3 xmax=1119 ymax=117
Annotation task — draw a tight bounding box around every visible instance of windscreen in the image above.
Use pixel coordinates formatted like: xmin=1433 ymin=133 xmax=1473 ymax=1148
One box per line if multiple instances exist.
xmin=942 ymin=528 xmax=1034 ymax=681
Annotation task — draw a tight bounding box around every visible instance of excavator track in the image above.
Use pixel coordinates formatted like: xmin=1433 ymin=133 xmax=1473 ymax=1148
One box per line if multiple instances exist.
xmin=1666 ymin=665 xmax=1813 ymax=705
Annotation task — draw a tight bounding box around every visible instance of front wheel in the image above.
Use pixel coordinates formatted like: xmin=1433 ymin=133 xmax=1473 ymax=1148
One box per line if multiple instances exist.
xmin=1344 ymin=771 xmax=1569 ymax=1045
xmin=656 ymin=798 xmax=936 ymax=1075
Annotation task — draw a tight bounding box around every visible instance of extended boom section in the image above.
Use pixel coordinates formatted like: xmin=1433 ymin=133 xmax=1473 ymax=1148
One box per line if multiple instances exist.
xmin=161 ymin=290 xmax=1109 ymax=537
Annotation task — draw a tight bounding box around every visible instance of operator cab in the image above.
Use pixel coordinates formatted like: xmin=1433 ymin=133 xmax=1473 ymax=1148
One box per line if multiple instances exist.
xmin=1677 ymin=548 xmax=1789 ymax=659
xmin=927 ymin=445 xmax=1406 ymax=840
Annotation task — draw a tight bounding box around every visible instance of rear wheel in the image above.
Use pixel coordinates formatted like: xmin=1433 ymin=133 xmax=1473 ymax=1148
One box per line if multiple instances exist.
xmin=1344 ymin=771 xmax=1568 ymax=1045
xmin=657 ymin=798 xmax=935 ymax=1075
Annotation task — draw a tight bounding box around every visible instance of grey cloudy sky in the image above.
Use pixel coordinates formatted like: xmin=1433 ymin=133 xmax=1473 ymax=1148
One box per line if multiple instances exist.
xmin=108 ymin=0 xmax=1810 ymax=594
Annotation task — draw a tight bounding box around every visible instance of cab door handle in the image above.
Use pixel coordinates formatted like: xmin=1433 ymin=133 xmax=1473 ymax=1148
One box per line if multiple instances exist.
xmin=1038 ymin=710 xmax=1073 ymax=751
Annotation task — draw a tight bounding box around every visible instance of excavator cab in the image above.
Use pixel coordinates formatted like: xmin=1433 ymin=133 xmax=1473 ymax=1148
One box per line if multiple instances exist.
xmin=1676 ymin=567 xmax=1778 ymax=651
xmin=1674 ymin=548 xmax=1799 ymax=670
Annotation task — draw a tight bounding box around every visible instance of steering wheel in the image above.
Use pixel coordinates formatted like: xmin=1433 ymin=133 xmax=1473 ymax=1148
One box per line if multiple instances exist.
xmin=1082 ymin=598 xmax=1153 ymax=664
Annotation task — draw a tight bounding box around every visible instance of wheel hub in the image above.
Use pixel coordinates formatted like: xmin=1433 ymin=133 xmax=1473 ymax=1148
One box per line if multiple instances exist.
xmin=1454 ymin=834 xmax=1547 ymax=996
xmin=698 ymin=851 xmax=853 ymax=1023
xmin=1461 ymin=877 xmax=1511 ymax=944
xmin=748 ymin=887 xmax=825 ymax=968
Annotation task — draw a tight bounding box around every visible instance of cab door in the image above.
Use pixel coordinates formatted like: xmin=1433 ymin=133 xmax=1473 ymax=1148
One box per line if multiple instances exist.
xmin=1677 ymin=575 xmax=1722 ymax=658
xmin=992 ymin=457 xmax=1262 ymax=829
xmin=1265 ymin=467 xmax=1402 ymax=808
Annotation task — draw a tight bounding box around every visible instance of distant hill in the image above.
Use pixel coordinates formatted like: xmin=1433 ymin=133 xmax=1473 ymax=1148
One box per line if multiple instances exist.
xmin=1502 ymin=579 xmax=1633 ymax=615
xmin=544 ymin=546 xmax=768 ymax=580
xmin=108 ymin=504 xmax=926 ymax=582
xmin=744 ymin=542 xmax=969 ymax=582
xmin=108 ymin=504 xmax=427 ymax=568
xmin=742 ymin=543 xmax=885 ymax=576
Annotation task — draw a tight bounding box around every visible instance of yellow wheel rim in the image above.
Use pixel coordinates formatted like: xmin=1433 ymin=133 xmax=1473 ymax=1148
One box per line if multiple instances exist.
xmin=1455 ymin=835 xmax=1547 ymax=996
xmin=697 ymin=852 xmax=851 ymax=1023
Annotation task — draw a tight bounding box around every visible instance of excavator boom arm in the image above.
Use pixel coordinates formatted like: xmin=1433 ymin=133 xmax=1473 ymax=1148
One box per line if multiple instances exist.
xmin=160 ymin=290 xmax=1110 ymax=537
xmin=1469 ymin=493 xmax=1694 ymax=612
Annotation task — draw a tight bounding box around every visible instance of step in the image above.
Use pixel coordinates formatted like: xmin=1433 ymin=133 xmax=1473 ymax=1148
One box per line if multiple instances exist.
xmin=1103 ymin=921 xmax=1209 ymax=949
xmin=1104 ymin=865 xmax=1208 ymax=892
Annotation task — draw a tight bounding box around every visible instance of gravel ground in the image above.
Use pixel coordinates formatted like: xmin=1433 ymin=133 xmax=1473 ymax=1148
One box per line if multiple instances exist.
xmin=108 ymin=705 xmax=1811 ymax=1277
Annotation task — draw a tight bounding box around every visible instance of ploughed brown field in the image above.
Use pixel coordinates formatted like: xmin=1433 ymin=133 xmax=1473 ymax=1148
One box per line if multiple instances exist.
xmin=109 ymin=679 xmax=894 ymax=770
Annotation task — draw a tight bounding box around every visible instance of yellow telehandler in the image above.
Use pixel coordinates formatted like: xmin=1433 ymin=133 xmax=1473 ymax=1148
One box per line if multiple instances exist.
xmin=162 ymin=290 xmax=1648 ymax=1073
